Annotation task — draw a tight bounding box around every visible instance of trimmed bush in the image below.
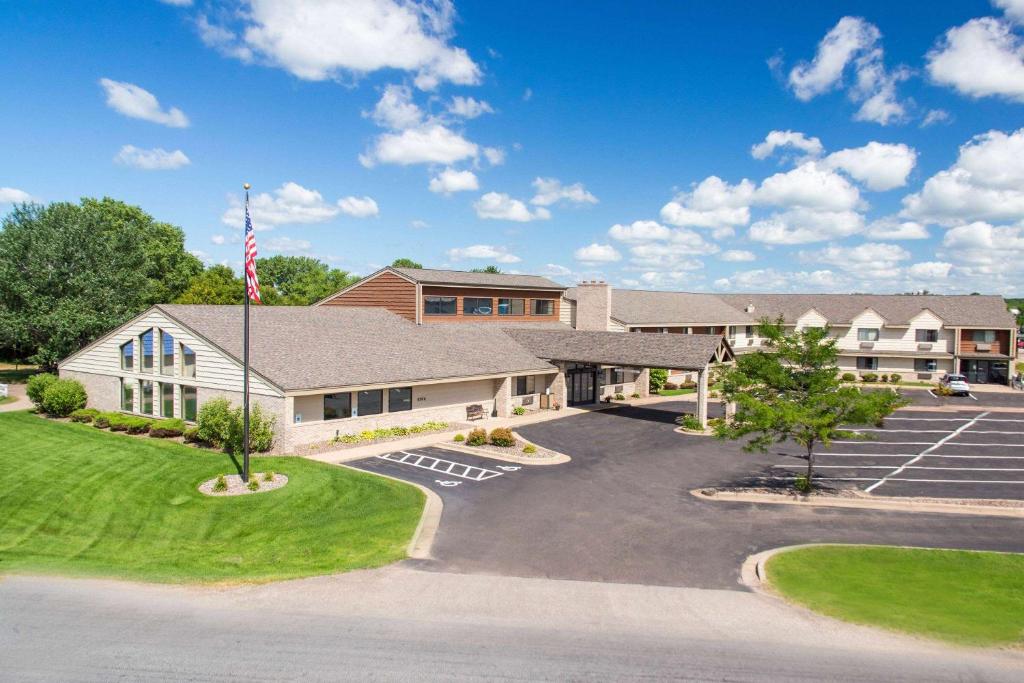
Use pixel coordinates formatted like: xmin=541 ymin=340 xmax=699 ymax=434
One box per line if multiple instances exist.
xmin=522 ymin=444 xmax=537 ymax=454
xmin=841 ymin=372 xmax=856 ymax=382
xmin=196 ymin=397 xmax=233 ymax=447
xmin=124 ymin=416 xmax=153 ymax=435
xmin=614 ymin=393 xmax=625 ymax=401
xmin=213 ymin=475 xmax=228 ymax=493
xmin=263 ymin=471 xmax=275 ymax=482
xmin=935 ymin=384 xmax=954 ymax=397
xmin=149 ymin=418 xmax=186 ymax=438
xmin=881 ymin=374 xmax=890 ymax=383
xmin=631 ymin=392 xmax=641 ymax=399
xmin=107 ymin=414 xmax=131 ymax=432
xmin=861 ymin=372 xmax=878 ymax=383
xmin=183 ymin=426 xmax=201 ymax=443
xmin=93 ymin=412 xmax=118 ymax=429
xmin=489 ymin=427 xmax=515 ymax=447
xmin=26 ymin=373 xmax=58 ymax=408
xmin=649 ymin=368 xmax=668 ymax=392
xmin=466 ymin=427 xmax=487 ymax=446
xmin=890 ymin=373 xmax=902 ymax=384
xmin=512 ymin=406 xmax=526 ymax=416
xmin=247 ymin=478 xmax=260 ymax=491
xmin=224 ymin=403 xmax=276 ymax=455
xmin=676 ymin=414 xmax=703 ymax=431
xmin=40 ymin=378 xmax=87 ymax=417
xmin=663 ymin=382 xmax=679 ymax=391
xmin=69 ymin=408 xmax=100 ymax=423
xmin=453 ymin=433 xmax=466 ymax=442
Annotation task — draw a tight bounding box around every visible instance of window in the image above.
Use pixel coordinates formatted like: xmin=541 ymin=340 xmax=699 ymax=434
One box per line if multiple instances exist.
xmin=424 ymin=296 xmax=456 ymax=315
xmin=745 ymin=326 xmax=754 ymax=337
xmin=498 ymin=298 xmax=525 ymax=316
xmin=180 ymin=344 xmax=196 ymax=378
xmin=357 ymin=390 xmax=383 ymax=416
xmin=140 ymin=380 xmax=154 ymax=414
xmin=916 ymin=329 xmax=939 ymax=343
xmin=607 ymin=368 xmax=625 ymax=384
xmin=120 ymin=340 xmax=134 ymax=371
xmin=857 ymin=328 xmax=879 ymax=342
xmin=531 ymin=299 xmax=554 ymax=316
xmin=182 ymin=386 xmax=197 ymax=422
xmin=915 ymin=359 xmax=938 ymax=372
xmin=324 ymin=392 xmax=352 ymax=420
xmin=160 ymin=331 xmax=174 ymax=376
xmin=727 ymin=326 xmax=738 ymax=339
xmin=972 ymin=330 xmax=996 ymax=343
xmin=463 ymin=297 xmax=493 ymax=316
xmin=160 ymin=383 xmax=174 ymax=417
xmin=389 ymin=387 xmax=412 ymax=412
xmin=856 ymin=357 xmax=878 ymax=370
xmin=141 ymin=329 xmax=154 ymax=372
xmin=515 ymin=375 xmax=536 ymax=396
xmin=121 ymin=379 xmax=134 ymax=411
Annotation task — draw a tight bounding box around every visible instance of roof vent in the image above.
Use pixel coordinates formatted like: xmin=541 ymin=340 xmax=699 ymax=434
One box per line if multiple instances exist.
xmin=745 ymin=302 xmax=755 ymax=313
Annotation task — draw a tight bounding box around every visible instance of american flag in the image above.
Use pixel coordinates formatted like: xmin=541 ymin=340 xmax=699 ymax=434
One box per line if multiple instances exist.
xmin=244 ymin=195 xmax=262 ymax=303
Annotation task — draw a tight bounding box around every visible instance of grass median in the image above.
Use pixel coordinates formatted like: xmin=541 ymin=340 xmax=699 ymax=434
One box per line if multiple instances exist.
xmin=0 ymin=411 xmax=424 ymax=583
xmin=767 ymin=545 xmax=1024 ymax=647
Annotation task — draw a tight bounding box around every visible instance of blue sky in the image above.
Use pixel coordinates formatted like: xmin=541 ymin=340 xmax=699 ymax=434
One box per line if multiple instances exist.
xmin=3 ymin=0 xmax=1024 ymax=294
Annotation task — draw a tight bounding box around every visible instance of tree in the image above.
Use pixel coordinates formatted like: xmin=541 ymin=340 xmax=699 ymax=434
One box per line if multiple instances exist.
xmin=255 ymin=255 xmax=358 ymax=304
xmin=391 ymin=258 xmax=422 ymax=269
xmin=0 ymin=199 xmax=201 ymax=368
xmin=713 ymin=319 xmax=908 ymax=488
xmin=470 ymin=265 xmax=501 ymax=273
xmin=175 ymin=265 xmax=244 ymax=305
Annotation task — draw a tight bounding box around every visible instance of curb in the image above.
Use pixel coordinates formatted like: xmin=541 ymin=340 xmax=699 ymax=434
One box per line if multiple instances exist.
xmin=435 ymin=440 xmax=571 ymax=466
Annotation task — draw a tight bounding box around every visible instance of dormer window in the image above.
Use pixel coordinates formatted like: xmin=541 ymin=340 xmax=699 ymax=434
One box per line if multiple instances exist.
xmin=857 ymin=328 xmax=879 ymax=342
xmin=120 ymin=340 xmax=134 ymax=371
xmin=915 ymin=329 xmax=939 ymax=343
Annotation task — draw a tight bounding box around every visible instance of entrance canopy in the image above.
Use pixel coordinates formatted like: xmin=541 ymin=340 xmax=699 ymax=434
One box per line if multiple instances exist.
xmin=503 ymin=328 xmax=733 ymax=370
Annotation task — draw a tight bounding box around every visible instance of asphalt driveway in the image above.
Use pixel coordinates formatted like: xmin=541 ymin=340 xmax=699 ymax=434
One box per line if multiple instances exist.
xmin=349 ymin=401 xmax=1024 ymax=590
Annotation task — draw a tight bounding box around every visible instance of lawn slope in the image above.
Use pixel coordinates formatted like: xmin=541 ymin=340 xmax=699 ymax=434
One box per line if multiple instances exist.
xmin=0 ymin=411 xmax=423 ymax=583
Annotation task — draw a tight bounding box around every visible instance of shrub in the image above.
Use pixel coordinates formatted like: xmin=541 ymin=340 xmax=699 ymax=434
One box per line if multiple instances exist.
xmin=631 ymin=392 xmax=641 ymax=399
xmin=881 ymin=374 xmax=889 ymax=383
xmin=522 ymin=444 xmax=537 ymax=454
xmin=183 ymin=426 xmax=201 ymax=443
xmin=453 ymin=433 xmax=466 ymax=442
xmin=124 ymin=416 xmax=153 ymax=434
xmin=213 ymin=475 xmax=228 ymax=493
xmin=196 ymin=398 xmax=233 ymax=447
xmin=93 ymin=412 xmax=118 ymax=429
xmin=223 ymin=403 xmax=276 ymax=455
xmin=794 ymin=474 xmax=812 ymax=493
xmin=935 ymin=384 xmax=954 ymax=397
xmin=263 ymin=471 xmax=275 ymax=482
xmin=106 ymin=414 xmax=131 ymax=431
xmin=861 ymin=372 xmax=878 ymax=383
xmin=149 ymin=418 xmax=185 ymax=438
xmin=676 ymin=414 xmax=703 ymax=431
xmin=512 ymin=406 xmax=526 ymax=416
xmin=247 ymin=478 xmax=260 ymax=492
xmin=26 ymin=373 xmax=58 ymax=408
xmin=466 ymin=427 xmax=487 ymax=446
xmin=890 ymin=373 xmax=902 ymax=384
xmin=680 ymin=380 xmax=697 ymax=389
xmin=69 ymin=408 xmax=100 ymax=423
xmin=841 ymin=372 xmax=856 ymax=382
xmin=614 ymin=393 xmax=625 ymax=401
xmin=40 ymin=378 xmax=87 ymax=416
xmin=489 ymin=427 xmax=515 ymax=447
xmin=649 ymin=368 xmax=668 ymax=392
xmin=662 ymin=382 xmax=679 ymax=391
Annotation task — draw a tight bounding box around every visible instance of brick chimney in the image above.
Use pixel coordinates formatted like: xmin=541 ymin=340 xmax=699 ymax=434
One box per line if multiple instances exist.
xmin=574 ymin=280 xmax=612 ymax=331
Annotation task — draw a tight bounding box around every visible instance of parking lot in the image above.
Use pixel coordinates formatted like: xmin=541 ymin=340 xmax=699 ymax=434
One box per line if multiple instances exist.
xmin=766 ymin=409 xmax=1024 ymax=500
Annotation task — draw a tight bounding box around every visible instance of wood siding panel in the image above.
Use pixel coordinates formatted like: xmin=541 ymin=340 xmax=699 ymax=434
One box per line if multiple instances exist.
xmin=959 ymin=330 xmax=1010 ymax=355
xmin=320 ymin=271 xmax=417 ymax=321
xmin=420 ymin=286 xmax=563 ymax=323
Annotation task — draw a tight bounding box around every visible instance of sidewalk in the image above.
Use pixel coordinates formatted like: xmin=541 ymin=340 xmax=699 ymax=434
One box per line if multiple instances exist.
xmin=0 ymin=383 xmax=31 ymax=413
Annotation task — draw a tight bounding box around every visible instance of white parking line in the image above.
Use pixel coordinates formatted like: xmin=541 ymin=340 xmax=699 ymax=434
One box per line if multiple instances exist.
xmin=850 ymin=428 xmax=951 ymax=433
xmin=833 ymin=440 xmax=936 ymax=445
xmin=948 ymin=442 xmax=1024 ymax=447
xmin=864 ymin=411 xmax=991 ymax=493
xmin=904 ymin=465 xmax=1024 ymax=471
xmin=962 ymin=430 xmax=1024 ymax=435
xmin=814 ymin=452 xmax=918 ymax=457
xmin=378 ymin=451 xmax=503 ymax=482
xmin=921 ymin=454 xmax=1024 ymax=460
xmin=886 ymin=478 xmax=1024 ymax=484
xmin=885 ymin=416 xmax=971 ymax=421
xmin=977 ymin=418 xmax=1024 ymax=423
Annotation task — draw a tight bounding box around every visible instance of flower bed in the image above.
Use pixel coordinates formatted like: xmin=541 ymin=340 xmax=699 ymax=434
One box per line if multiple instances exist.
xmin=297 ymin=420 xmax=459 ymax=455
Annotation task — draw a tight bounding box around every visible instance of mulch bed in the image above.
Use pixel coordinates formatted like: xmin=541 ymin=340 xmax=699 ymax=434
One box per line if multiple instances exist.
xmin=449 ymin=436 xmax=560 ymax=460
xmin=295 ymin=422 xmax=473 ymax=455
xmin=198 ymin=473 xmax=289 ymax=497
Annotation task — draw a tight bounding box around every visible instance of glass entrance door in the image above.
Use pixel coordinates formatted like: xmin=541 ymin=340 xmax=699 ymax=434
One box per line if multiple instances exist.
xmin=567 ymin=365 xmax=597 ymax=406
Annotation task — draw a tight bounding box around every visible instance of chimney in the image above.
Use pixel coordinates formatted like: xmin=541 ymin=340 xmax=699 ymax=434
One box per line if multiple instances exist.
xmin=745 ymin=302 xmax=755 ymax=314
xmin=574 ymin=280 xmax=612 ymax=331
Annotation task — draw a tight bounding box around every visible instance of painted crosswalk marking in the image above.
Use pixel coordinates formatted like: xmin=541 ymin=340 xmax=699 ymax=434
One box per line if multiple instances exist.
xmin=378 ymin=451 xmax=504 ymax=482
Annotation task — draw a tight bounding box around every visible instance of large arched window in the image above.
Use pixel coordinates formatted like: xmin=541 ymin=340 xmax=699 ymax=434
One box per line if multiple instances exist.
xmin=140 ymin=330 xmax=154 ymax=372
xmin=160 ymin=331 xmax=174 ymax=376
xmin=180 ymin=343 xmax=196 ymax=378
xmin=120 ymin=340 xmax=134 ymax=371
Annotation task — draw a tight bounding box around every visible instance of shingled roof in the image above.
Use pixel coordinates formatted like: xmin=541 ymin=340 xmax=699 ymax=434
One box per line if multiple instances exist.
xmin=563 ymin=288 xmax=752 ymax=325
xmin=393 ymin=267 xmax=566 ymax=290
xmin=156 ymin=305 xmax=555 ymax=392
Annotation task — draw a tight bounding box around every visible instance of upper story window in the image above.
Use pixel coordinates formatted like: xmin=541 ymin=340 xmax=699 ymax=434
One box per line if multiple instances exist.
xmin=915 ymin=329 xmax=939 ymax=343
xmin=120 ymin=340 xmax=134 ymax=371
xmin=160 ymin=330 xmax=174 ymax=376
xmin=180 ymin=344 xmax=196 ymax=378
xmin=745 ymin=325 xmax=754 ymax=337
xmin=464 ymin=297 xmax=493 ymax=316
xmin=972 ymin=330 xmax=996 ymax=343
xmin=424 ymin=296 xmax=456 ymax=315
xmin=857 ymin=328 xmax=879 ymax=342
xmin=140 ymin=330 xmax=154 ymax=372
xmin=531 ymin=299 xmax=554 ymax=316
xmin=498 ymin=298 xmax=525 ymax=316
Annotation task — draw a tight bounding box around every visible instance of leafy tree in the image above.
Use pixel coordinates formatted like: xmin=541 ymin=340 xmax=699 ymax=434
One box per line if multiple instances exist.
xmin=713 ymin=319 xmax=908 ymax=488
xmin=1006 ymin=298 xmax=1024 ymax=328
xmin=470 ymin=265 xmax=501 ymax=273
xmin=256 ymin=255 xmax=357 ymax=304
xmin=0 ymin=199 xmax=200 ymax=368
xmin=649 ymin=368 xmax=668 ymax=392
xmin=391 ymin=258 xmax=423 ymax=269
xmin=175 ymin=265 xmax=244 ymax=305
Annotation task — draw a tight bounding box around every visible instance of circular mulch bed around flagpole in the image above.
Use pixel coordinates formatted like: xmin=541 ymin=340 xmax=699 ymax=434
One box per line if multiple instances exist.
xmin=198 ymin=473 xmax=289 ymax=497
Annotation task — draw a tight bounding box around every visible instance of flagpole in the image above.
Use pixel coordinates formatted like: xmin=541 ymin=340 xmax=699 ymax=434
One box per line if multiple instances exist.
xmin=242 ymin=182 xmax=252 ymax=484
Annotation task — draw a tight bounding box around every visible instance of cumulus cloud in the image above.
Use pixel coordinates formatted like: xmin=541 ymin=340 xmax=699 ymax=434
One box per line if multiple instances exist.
xmin=921 ymin=109 xmax=952 ymax=127
xmin=197 ymin=0 xmax=480 ymax=90
xmin=927 ymin=16 xmax=1024 ymax=102
xmin=211 ymin=234 xmax=226 ymax=245
xmin=714 ymin=268 xmax=842 ymax=292
xmin=114 ymin=145 xmax=191 ymax=170
xmin=447 ymin=244 xmax=521 ymax=263
xmin=338 ymin=195 xmax=379 ymax=217
xmin=530 ymin=177 xmax=598 ymax=206
xmin=366 ymin=83 xmax=423 ymax=129
xmin=361 ymin=123 xmax=478 ymax=166
xmin=99 ymin=78 xmax=189 ymax=127
xmin=608 ymin=220 xmax=672 ymax=242
xmin=0 ymin=187 xmax=34 ymax=203
xmin=447 ymin=96 xmax=493 ymax=119
xmin=937 ymin=221 xmax=1024 ymax=292
xmin=660 ymin=176 xmax=756 ymax=235
xmin=907 ymin=261 xmax=953 ymax=279
xmin=428 ymin=168 xmax=478 ymax=194
xmin=801 ymin=242 xmax=910 ymax=278
xmin=995 ymin=0 xmax=1024 ymax=24
xmin=719 ymin=249 xmax=757 ymax=262
xmin=221 ymin=181 xmax=342 ymax=228
xmin=474 ymin=192 xmax=550 ymax=221
xmin=263 ymin=236 xmax=313 ymax=254
xmin=864 ymin=217 xmax=929 ymax=240
xmin=823 ymin=141 xmax=917 ymax=191
xmin=749 ymin=208 xmax=865 ymax=245
xmin=755 ymin=162 xmax=862 ymax=211
xmin=750 ymin=130 xmax=823 ymax=161
xmin=483 ymin=147 xmax=505 ymax=166
xmin=574 ymin=243 xmax=622 ymax=263
xmin=637 ymin=270 xmax=703 ymax=288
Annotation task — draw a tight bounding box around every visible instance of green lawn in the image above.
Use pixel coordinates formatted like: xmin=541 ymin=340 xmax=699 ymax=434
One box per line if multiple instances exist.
xmin=0 ymin=411 xmax=424 ymax=583
xmin=0 ymin=364 xmax=40 ymax=384
xmin=658 ymin=387 xmax=696 ymax=396
xmin=0 ymin=396 xmax=13 ymax=406
xmin=767 ymin=545 xmax=1024 ymax=647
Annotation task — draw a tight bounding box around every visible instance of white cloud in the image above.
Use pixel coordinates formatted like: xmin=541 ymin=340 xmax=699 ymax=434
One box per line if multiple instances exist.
xmin=428 ymin=168 xmax=478 ymax=194
xmin=638 ymin=270 xmax=703 ymax=288
xmin=921 ymin=109 xmax=952 ymax=127
xmin=474 ymin=192 xmax=550 ymax=221
xmin=99 ymin=78 xmax=189 ymax=127
xmin=937 ymin=221 xmax=1024 ymax=292
xmin=864 ymin=217 xmax=929 ymax=240
xmin=530 ymin=177 xmax=598 ymax=206
xmin=410 ymin=219 xmax=429 ymax=229
xmin=627 ymin=239 xmax=715 ymax=270
xmin=907 ymin=261 xmax=953 ymax=279
xmin=221 ymin=181 xmax=341 ymax=228
xmin=608 ymin=220 xmax=672 ymax=243
xmin=750 ymin=130 xmax=823 ymax=160
xmin=159 ymin=0 xmax=193 ymax=6
xmin=338 ymin=195 xmax=379 ymax=217
xmin=996 ymin=0 xmax=1024 ymax=24
xmin=0 ymin=187 xmax=34 ymax=203
xmin=902 ymin=128 xmax=1024 ymax=224
xmin=574 ymin=243 xmax=622 ymax=263
xmin=541 ymin=263 xmax=572 ymax=277
xmin=482 ymin=147 xmax=505 ymax=166
xmin=200 ymin=0 xmax=480 ymax=90
xmin=114 ymin=145 xmax=191 ymax=170
xmin=749 ymin=208 xmax=865 ymax=245
xmin=823 ymin=142 xmax=917 ymax=191
xmin=927 ymin=17 xmax=1024 ymax=102
xmin=196 ymin=14 xmax=254 ymax=62
xmin=263 ymin=236 xmax=313 ymax=254
xmin=367 ymin=84 xmax=422 ymax=129
xmin=447 ymin=96 xmax=493 ymax=119
xmin=715 ymin=268 xmax=843 ymax=292
xmin=801 ymin=242 xmax=910 ymax=276
xmin=447 ymin=244 xmax=521 ymax=263
xmin=719 ymin=249 xmax=757 ymax=262
xmin=755 ymin=162 xmax=861 ymax=211
xmin=660 ymin=176 xmax=756 ymax=231
xmin=211 ymin=234 xmax=226 ymax=245
xmin=361 ymin=123 xmax=478 ymax=166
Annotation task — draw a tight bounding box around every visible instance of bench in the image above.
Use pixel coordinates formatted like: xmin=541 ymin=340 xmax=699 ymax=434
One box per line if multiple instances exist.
xmin=466 ymin=404 xmax=485 ymax=421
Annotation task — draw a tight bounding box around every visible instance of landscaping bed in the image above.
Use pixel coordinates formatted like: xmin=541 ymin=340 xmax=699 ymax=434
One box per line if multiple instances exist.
xmin=199 ymin=472 xmax=290 ymax=496
xmin=297 ymin=420 xmax=463 ymax=455
xmin=446 ymin=426 xmax=561 ymax=460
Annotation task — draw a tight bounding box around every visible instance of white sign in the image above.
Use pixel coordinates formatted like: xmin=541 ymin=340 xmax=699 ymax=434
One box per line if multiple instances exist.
xmin=0 ymin=384 xmax=7 ymax=398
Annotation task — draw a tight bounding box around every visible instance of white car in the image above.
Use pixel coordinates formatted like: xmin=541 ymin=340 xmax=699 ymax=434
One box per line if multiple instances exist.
xmin=940 ymin=373 xmax=971 ymax=396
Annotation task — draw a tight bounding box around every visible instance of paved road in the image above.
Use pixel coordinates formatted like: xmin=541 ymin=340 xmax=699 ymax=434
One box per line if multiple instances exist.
xmin=4 ymin=569 xmax=1021 ymax=682
xmin=351 ymin=401 xmax=1024 ymax=590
